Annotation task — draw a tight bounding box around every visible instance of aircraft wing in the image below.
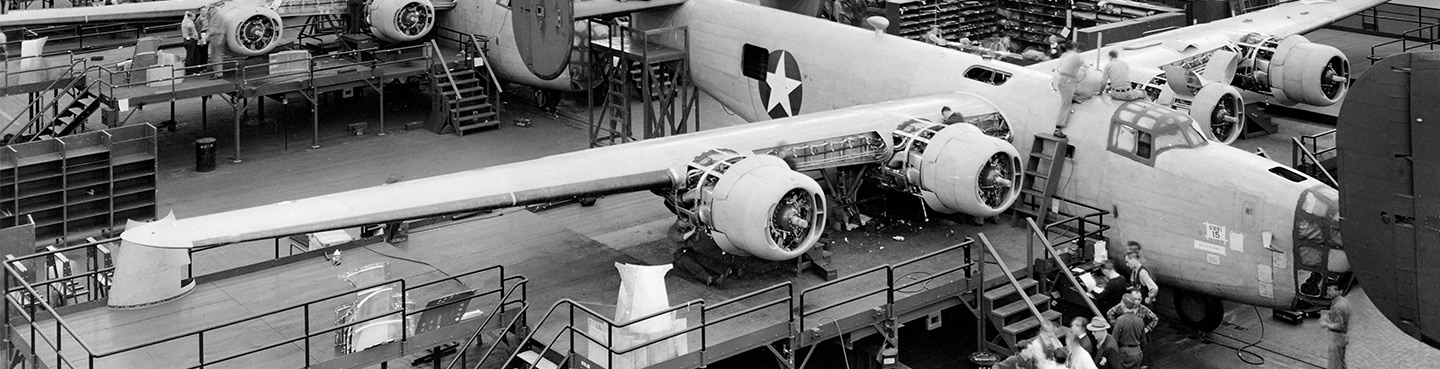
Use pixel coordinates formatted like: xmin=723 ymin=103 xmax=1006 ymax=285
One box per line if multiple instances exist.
xmin=131 ymin=94 xmax=970 ymax=248
xmin=0 ymin=0 xmax=215 ymax=27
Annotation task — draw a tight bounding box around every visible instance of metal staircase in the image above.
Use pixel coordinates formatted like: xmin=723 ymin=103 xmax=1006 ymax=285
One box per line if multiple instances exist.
xmin=429 ymin=40 xmax=500 ymax=136
xmin=1012 ymin=133 xmax=1069 ymax=227
xmin=3 ymin=74 xmax=113 ymax=145
xmin=977 ymin=234 xmax=1062 ymax=356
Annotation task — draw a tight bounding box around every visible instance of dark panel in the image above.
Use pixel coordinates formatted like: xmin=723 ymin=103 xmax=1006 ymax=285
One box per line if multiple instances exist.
xmin=511 ymin=0 xmax=575 ymax=80
xmin=741 ymin=44 xmax=770 ymax=81
xmin=1409 ymin=52 xmax=1440 ymax=344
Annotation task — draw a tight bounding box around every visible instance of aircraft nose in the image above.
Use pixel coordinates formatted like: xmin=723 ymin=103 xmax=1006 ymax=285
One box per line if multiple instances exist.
xmin=1297 ymin=186 xmax=1349 ymax=273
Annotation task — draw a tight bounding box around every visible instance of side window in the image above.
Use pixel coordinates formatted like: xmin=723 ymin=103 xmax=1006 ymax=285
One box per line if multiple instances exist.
xmin=742 ymin=44 xmax=770 ymax=81
xmin=1114 ymin=125 xmax=1137 ymax=153
xmin=964 ymin=66 xmax=1010 ymax=85
xmin=1136 ymin=131 xmax=1153 ymax=159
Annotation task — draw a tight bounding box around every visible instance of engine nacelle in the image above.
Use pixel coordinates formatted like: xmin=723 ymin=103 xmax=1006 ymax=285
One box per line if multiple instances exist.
xmin=1233 ymin=34 xmax=1349 ymax=106
xmin=889 ymin=122 xmax=1022 ymax=217
xmin=368 ymin=0 xmax=435 ymax=43
xmin=672 ymin=149 xmax=826 ymax=261
xmin=213 ymin=3 xmax=282 ymax=56
xmin=1189 ymin=83 xmax=1245 ymax=144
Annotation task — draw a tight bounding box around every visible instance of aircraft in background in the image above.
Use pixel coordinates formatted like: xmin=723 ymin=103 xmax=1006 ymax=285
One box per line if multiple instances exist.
xmin=12 ymin=0 xmax=1377 ymax=333
xmin=0 ymin=0 xmax=677 ymax=98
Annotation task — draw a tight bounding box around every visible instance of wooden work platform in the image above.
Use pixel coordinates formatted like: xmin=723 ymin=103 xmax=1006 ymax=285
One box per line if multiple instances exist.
xmin=591 ymin=37 xmax=688 ymax=63
xmin=107 ymin=46 xmax=462 ymax=108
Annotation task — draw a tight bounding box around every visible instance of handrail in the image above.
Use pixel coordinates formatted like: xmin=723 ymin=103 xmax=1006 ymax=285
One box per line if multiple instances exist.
xmin=1367 ymin=15 xmax=1440 ymax=62
xmin=443 ymin=281 xmax=530 ymax=369
xmin=468 ymin=35 xmax=504 ymax=94
xmin=1291 ymin=137 xmax=1339 ymax=188
xmin=430 ymin=40 xmax=464 ymax=101
xmin=1027 ymin=218 xmax=1104 ymax=320
xmin=1 ymin=55 xmax=86 ymax=135
xmin=72 ymin=263 xmax=512 ymax=367
xmin=3 ymin=259 xmax=98 ymax=355
xmin=976 ymin=233 xmax=1046 ymax=327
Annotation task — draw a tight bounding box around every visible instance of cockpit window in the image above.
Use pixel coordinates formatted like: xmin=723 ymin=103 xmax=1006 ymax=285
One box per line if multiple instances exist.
xmin=1107 ymin=101 xmax=1207 ymax=166
xmin=964 ymin=66 xmax=1010 ymax=85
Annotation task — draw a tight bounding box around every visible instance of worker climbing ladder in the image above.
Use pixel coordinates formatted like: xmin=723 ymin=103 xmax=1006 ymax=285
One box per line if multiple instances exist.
xmin=1011 ymin=133 xmax=1068 ymax=227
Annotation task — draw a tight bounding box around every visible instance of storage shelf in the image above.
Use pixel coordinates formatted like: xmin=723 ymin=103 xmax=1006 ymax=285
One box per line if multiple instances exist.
xmin=1 ymin=125 xmax=157 ymax=247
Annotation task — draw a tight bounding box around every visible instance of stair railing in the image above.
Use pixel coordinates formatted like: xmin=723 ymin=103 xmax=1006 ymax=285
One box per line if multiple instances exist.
xmin=1026 ymin=218 xmax=1104 ymax=320
xmin=2 ymin=74 xmax=87 ymax=144
xmin=442 ymin=280 xmax=530 ymax=369
xmin=1 ymin=56 xmax=88 ymax=139
xmin=976 ymin=233 xmax=1046 ymax=329
xmin=430 ymin=40 xmax=464 ymax=100
xmin=1291 ymin=130 xmax=1338 ymax=188
xmin=465 ymin=34 xmax=503 ymax=95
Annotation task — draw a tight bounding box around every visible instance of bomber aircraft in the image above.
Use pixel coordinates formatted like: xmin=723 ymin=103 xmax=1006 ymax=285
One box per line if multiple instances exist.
xmin=12 ymin=0 xmax=1377 ymax=335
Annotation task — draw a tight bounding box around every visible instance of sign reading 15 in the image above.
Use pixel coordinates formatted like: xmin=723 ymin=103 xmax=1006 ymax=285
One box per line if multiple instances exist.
xmin=1205 ymin=223 xmax=1227 ymax=243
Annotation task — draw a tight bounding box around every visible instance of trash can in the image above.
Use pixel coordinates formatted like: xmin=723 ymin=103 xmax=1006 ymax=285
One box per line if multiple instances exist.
xmin=195 ymin=137 xmax=216 ymax=172
xmin=969 ymin=351 xmax=1000 ymax=369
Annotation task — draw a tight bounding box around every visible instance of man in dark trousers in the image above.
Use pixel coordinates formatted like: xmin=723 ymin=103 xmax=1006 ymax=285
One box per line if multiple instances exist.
xmin=1125 ymin=251 xmax=1159 ymax=305
xmin=1112 ymin=300 xmax=1147 ymax=369
xmin=1089 ymin=318 xmax=1123 ymax=369
xmin=1319 ymin=282 xmax=1350 ymax=369
xmin=1090 ymin=260 xmax=1129 ymax=313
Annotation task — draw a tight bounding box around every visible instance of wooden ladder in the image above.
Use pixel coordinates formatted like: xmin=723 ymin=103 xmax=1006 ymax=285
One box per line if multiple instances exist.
xmin=1012 ymin=133 xmax=1069 ymax=227
xmin=594 ymin=55 xmax=634 ymax=146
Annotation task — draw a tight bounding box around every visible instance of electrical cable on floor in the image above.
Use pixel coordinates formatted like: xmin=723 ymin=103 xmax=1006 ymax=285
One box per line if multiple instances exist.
xmin=1158 ymin=311 xmax=1324 ymax=369
xmin=796 ymin=316 xmax=850 ymax=369
xmin=1235 ymin=306 xmax=1266 ymax=365
xmin=362 ymin=244 xmax=453 ymax=277
xmin=895 ymin=271 xmax=933 ymax=294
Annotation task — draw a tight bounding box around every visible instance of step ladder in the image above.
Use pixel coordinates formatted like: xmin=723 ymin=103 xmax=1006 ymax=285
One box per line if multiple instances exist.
xmin=592 ymin=54 xmax=635 ymax=146
xmin=981 ymin=277 xmax=1062 ymax=355
xmin=1012 ymin=133 xmax=1069 ymax=227
xmin=433 ymin=66 xmax=498 ymax=136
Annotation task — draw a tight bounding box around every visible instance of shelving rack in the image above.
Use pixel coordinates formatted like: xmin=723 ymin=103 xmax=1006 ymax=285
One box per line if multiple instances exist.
xmin=885 ymin=0 xmax=999 ymax=42
xmin=0 ymin=124 xmax=157 ymax=248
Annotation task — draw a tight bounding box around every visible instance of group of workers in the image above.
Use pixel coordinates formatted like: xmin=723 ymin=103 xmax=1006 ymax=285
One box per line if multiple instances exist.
xmin=179 ymin=6 xmax=224 ymax=78
xmin=991 ymin=301 xmax=1154 ymax=369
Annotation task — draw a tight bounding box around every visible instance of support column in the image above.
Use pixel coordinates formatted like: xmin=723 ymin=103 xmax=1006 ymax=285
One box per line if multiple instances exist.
xmin=311 ymin=90 xmax=320 ymax=149
xmin=201 ymin=95 xmax=209 ymax=134
xmin=232 ymin=95 xmax=242 ymax=163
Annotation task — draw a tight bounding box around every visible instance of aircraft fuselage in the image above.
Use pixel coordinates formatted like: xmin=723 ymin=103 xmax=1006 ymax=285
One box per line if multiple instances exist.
xmin=639 ymin=0 xmax=1349 ymax=313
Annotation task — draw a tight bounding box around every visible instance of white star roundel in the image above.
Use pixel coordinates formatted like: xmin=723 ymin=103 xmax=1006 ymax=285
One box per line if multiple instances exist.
xmin=759 ymin=50 xmax=803 ymax=119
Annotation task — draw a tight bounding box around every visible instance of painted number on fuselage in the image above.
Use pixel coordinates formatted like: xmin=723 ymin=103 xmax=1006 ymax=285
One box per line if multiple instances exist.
xmin=759 ymin=50 xmax=803 ymax=119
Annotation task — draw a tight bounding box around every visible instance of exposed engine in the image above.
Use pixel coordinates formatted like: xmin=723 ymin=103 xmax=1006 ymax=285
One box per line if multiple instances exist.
xmin=1230 ymin=33 xmax=1349 ymax=106
xmin=1187 ymin=83 xmax=1245 ymax=144
xmin=211 ymin=2 xmax=283 ymax=56
xmin=667 ymin=149 xmax=826 ymax=261
xmin=880 ymin=120 xmax=1022 ymax=217
xmin=368 ymin=0 xmax=435 ymax=43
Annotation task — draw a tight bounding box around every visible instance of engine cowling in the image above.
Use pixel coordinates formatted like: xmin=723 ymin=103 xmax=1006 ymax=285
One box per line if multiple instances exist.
xmin=892 ymin=123 xmax=1022 ymax=217
xmin=213 ymin=4 xmax=282 ymax=56
xmin=673 ymin=149 xmax=826 ymax=261
xmin=1233 ymin=34 xmax=1349 ymax=106
xmin=369 ymin=0 xmax=435 ymax=43
xmin=1189 ymin=83 xmax=1245 ymax=144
